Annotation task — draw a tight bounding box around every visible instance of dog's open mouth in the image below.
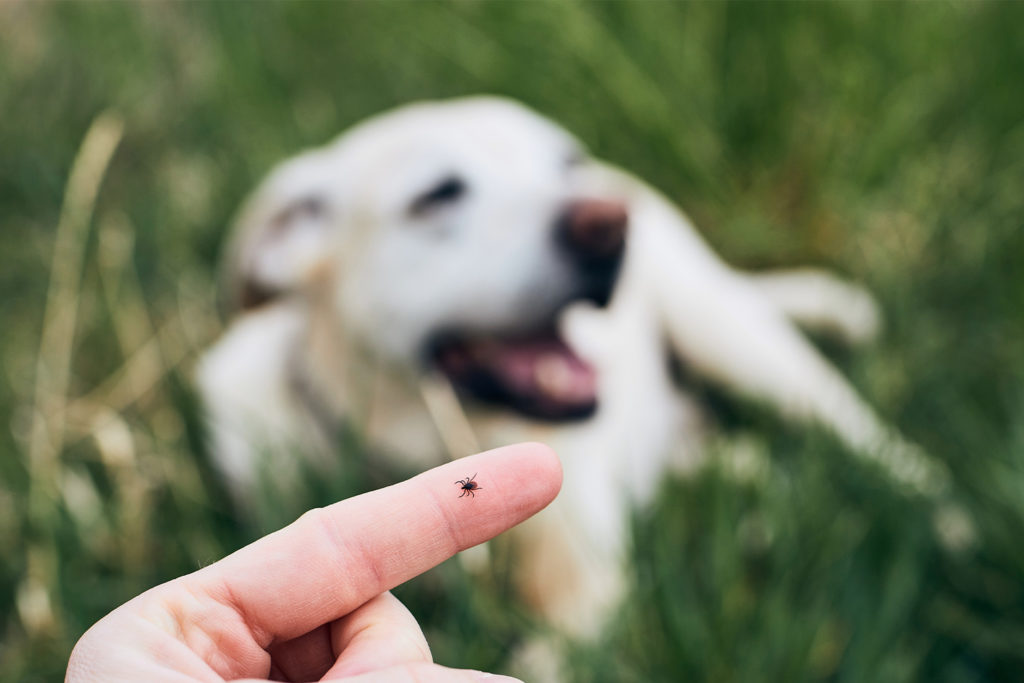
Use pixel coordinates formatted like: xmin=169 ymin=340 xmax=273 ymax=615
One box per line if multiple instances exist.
xmin=430 ymin=329 xmax=597 ymax=421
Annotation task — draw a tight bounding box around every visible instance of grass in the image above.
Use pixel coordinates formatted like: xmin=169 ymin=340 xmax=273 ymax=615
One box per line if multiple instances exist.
xmin=2 ymin=2 xmax=1024 ymax=681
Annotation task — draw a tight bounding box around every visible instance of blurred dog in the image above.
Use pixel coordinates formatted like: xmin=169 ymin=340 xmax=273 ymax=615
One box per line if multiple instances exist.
xmin=198 ymin=96 xmax=941 ymax=639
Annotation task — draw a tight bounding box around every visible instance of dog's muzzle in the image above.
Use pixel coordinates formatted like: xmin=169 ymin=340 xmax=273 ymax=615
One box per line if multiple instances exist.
xmin=429 ymin=198 xmax=629 ymax=422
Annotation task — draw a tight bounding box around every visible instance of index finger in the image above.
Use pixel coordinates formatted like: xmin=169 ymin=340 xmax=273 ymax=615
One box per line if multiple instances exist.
xmin=198 ymin=442 xmax=561 ymax=645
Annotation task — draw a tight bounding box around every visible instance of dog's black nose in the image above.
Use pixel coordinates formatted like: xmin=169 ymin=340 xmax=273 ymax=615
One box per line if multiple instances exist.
xmin=556 ymin=199 xmax=628 ymax=264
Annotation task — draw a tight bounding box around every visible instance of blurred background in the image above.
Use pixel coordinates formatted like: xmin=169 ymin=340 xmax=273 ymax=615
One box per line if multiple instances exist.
xmin=3 ymin=2 xmax=1024 ymax=681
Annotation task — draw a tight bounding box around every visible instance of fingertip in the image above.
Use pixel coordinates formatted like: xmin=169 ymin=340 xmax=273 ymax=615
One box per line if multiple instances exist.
xmin=518 ymin=441 xmax=562 ymax=475
xmin=517 ymin=441 xmax=563 ymax=501
xmin=469 ymin=441 xmax=562 ymax=508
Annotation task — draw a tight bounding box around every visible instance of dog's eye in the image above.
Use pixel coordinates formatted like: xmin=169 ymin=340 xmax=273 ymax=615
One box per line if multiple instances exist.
xmin=410 ymin=176 xmax=466 ymax=215
xmin=272 ymin=196 xmax=326 ymax=230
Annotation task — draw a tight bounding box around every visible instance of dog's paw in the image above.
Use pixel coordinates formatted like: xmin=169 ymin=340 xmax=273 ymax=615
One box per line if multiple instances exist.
xmin=831 ymin=281 xmax=882 ymax=345
xmin=750 ymin=268 xmax=883 ymax=345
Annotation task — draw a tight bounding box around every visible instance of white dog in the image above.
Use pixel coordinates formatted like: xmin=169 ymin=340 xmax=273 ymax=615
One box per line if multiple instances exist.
xmin=198 ymin=96 xmax=944 ymax=640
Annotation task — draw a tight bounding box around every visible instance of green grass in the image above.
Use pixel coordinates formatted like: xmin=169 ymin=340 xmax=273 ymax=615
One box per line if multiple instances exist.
xmin=3 ymin=2 xmax=1024 ymax=681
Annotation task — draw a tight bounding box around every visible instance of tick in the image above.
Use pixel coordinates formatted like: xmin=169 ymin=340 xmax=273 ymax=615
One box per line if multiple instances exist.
xmin=456 ymin=474 xmax=482 ymax=498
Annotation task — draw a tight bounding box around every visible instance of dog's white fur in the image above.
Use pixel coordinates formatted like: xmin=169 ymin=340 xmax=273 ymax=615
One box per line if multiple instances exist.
xmin=198 ymin=96 xmax=944 ymax=638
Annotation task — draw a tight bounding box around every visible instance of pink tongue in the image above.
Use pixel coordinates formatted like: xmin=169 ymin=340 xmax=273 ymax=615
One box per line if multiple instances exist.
xmin=485 ymin=338 xmax=597 ymax=405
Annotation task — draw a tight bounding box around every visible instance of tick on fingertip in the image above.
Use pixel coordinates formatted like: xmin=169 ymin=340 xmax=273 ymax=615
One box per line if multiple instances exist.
xmin=455 ymin=474 xmax=482 ymax=498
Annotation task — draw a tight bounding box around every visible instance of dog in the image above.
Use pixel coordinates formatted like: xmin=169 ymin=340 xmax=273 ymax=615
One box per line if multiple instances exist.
xmin=197 ymin=96 xmax=945 ymax=642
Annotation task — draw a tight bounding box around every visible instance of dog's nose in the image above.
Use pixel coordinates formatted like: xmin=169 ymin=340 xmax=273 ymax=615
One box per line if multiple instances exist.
xmin=556 ymin=199 xmax=628 ymax=263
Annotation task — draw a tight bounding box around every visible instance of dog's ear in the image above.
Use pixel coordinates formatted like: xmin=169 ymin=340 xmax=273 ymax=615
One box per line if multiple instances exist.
xmin=225 ymin=150 xmax=337 ymax=311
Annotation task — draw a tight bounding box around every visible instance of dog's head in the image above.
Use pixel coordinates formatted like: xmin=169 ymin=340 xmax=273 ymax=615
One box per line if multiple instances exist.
xmin=227 ymin=97 xmax=629 ymax=420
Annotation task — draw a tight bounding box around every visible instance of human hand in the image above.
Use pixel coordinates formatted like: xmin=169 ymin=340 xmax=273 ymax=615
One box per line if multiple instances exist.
xmin=66 ymin=442 xmax=561 ymax=682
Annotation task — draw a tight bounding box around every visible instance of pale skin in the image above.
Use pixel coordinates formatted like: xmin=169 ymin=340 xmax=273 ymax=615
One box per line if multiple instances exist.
xmin=66 ymin=443 xmax=562 ymax=682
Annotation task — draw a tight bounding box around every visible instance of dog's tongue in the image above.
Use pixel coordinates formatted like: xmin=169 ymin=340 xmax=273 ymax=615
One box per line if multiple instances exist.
xmin=433 ymin=333 xmax=598 ymax=420
xmin=487 ymin=338 xmax=596 ymax=404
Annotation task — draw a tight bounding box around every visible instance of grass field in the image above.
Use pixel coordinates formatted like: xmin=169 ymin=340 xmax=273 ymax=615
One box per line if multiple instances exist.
xmin=3 ymin=2 xmax=1024 ymax=681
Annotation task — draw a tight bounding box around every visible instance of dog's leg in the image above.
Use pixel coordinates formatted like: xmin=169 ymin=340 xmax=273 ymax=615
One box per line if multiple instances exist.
xmin=197 ymin=303 xmax=334 ymax=508
xmin=514 ymin=485 xmax=629 ymax=639
xmin=746 ymin=268 xmax=881 ymax=345
xmin=508 ymin=489 xmax=627 ymax=683
xmin=629 ymin=189 xmax=948 ymax=496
